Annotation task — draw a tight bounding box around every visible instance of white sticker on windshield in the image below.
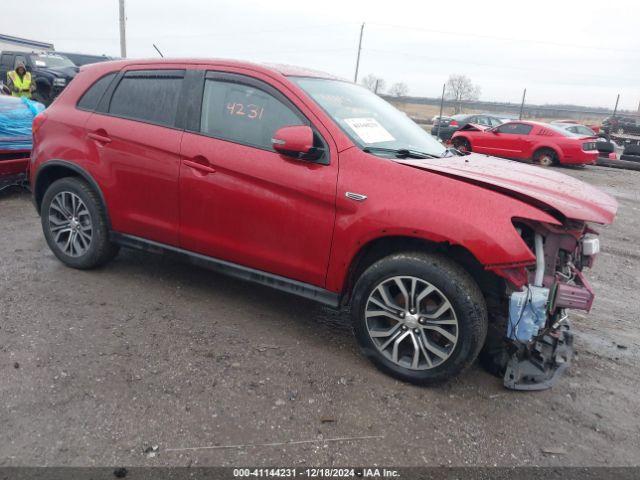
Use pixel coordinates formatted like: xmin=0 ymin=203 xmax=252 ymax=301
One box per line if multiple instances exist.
xmin=35 ymin=60 xmax=46 ymax=67
xmin=344 ymin=117 xmax=395 ymax=144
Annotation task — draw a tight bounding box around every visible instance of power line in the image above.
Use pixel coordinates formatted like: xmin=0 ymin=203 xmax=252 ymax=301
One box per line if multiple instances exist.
xmin=368 ymin=22 xmax=640 ymax=55
xmin=50 ymin=22 xmax=360 ymax=42
xmin=364 ymin=48 xmax=639 ymax=85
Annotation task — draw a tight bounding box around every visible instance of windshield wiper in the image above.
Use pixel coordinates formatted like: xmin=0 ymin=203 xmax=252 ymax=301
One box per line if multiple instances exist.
xmin=362 ymin=146 xmax=440 ymax=159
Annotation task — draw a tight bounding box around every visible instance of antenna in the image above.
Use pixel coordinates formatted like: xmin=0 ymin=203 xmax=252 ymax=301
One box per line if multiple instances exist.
xmin=153 ymin=44 xmax=164 ymax=58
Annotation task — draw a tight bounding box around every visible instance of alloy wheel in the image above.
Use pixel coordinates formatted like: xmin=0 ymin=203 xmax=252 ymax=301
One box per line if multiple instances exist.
xmin=365 ymin=276 xmax=459 ymax=370
xmin=454 ymin=140 xmax=469 ymax=153
xmin=48 ymin=191 xmax=93 ymax=257
xmin=537 ymin=154 xmax=554 ymax=166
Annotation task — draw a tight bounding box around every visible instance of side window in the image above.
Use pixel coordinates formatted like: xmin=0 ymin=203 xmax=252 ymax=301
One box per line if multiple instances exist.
xmin=489 ymin=117 xmax=502 ymax=127
xmin=108 ymin=70 xmax=184 ymax=127
xmin=475 ymin=116 xmax=490 ymax=126
xmin=1 ymin=54 xmax=14 ymax=67
xmin=515 ymin=124 xmax=533 ymax=135
xmin=77 ymin=73 xmax=117 ymax=111
xmin=497 ymin=123 xmax=532 ymax=135
xmin=200 ymin=78 xmax=305 ymax=150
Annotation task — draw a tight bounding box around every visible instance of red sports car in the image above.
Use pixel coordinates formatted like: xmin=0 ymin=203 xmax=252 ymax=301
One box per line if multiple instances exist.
xmin=451 ymin=121 xmax=599 ymax=166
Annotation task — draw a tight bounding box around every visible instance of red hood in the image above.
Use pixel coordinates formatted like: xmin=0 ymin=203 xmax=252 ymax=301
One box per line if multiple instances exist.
xmin=396 ymin=154 xmax=617 ymax=224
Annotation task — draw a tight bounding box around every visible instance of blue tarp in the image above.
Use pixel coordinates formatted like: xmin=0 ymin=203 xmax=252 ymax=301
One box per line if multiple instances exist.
xmin=0 ymin=96 xmax=45 ymax=151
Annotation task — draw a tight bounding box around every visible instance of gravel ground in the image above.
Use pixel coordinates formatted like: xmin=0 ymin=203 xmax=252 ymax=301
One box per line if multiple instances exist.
xmin=1 ymin=165 xmax=639 ymax=467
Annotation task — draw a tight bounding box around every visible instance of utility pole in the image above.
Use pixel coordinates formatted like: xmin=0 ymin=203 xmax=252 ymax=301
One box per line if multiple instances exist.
xmin=374 ymin=79 xmax=379 ymax=94
xmin=119 ymin=0 xmax=127 ymax=58
xmin=436 ymin=83 xmax=446 ymax=140
xmin=354 ymin=23 xmax=365 ymax=83
xmin=612 ymin=94 xmax=620 ymax=117
xmin=519 ymin=88 xmax=527 ymax=120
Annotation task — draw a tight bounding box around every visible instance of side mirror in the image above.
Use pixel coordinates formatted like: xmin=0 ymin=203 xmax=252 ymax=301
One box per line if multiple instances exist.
xmin=272 ymin=125 xmax=314 ymax=157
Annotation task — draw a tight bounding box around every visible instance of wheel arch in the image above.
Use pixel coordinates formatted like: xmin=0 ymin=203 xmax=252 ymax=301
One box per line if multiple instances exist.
xmin=452 ymin=134 xmax=471 ymax=148
xmin=532 ymin=144 xmax=562 ymax=162
xmin=33 ymin=160 xmax=110 ymax=227
xmin=341 ymin=235 xmax=504 ymax=306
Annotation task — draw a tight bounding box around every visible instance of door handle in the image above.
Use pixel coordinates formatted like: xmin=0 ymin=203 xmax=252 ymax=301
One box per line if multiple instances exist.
xmin=87 ymin=131 xmax=112 ymax=144
xmin=184 ymin=157 xmax=216 ymax=175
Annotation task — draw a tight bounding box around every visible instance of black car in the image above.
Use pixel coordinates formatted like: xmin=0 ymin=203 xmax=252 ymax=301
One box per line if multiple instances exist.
xmin=0 ymin=51 xmax=78 ymax=105
xmin=431 ymin=113 xmax=504 ymax=141
xmin=602 ymin=116 xmax=640 ymax=136
xmin=56 ymin=52 xmax=116 ymax=67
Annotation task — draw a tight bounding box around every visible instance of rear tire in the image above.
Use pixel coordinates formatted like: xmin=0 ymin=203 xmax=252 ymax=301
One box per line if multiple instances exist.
xmin=41 ymin=177 xmax=119 ymax=269
xmin=351 ymin=252 xmax=488 ymax=386
xmin=533 ymin=148 xmax=557 ymax=167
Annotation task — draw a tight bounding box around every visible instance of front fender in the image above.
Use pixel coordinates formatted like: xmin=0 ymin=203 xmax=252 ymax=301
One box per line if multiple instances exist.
xmin=325 ymin=149 xmax=559 ymax=293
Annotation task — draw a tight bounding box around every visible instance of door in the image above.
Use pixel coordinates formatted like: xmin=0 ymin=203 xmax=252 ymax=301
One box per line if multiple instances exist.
xmin=84 ymin=68 xmax=185 ymax=245
xmin=484 ymin=122 xmax=533 ymax=158
xmin=179 ymin=72 xmax=338 ymax=287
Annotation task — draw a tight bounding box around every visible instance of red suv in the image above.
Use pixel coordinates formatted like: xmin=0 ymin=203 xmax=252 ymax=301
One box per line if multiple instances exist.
xmin=30 ymin=59 xmax=617 ymax=390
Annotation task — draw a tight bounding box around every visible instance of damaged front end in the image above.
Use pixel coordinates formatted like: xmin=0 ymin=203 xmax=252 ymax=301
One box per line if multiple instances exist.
xmin=489 ymin=220 xmax=600 ymax=390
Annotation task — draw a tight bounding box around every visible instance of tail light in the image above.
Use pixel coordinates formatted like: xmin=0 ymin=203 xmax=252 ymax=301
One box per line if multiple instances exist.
xmin=32 ymin=112 xmax=47 ymax=135
xmin=449 ymin=120 xmax=458 ymax=127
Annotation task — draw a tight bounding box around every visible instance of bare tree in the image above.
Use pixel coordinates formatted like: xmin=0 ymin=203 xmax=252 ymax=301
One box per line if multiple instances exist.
xmin=361 ymin=74 xmax=386 ymax=94
xmin=389 ymin=82 xmax=409 ymax=97
xmin=445 ymin=74 xmax=481 ymax=113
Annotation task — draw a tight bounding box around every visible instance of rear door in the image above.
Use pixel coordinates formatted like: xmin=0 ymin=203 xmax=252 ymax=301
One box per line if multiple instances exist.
xmin=178 ymin=70 xmax=338 ymax=287
xmin=84 ymin=66 xmax=186 ymax=245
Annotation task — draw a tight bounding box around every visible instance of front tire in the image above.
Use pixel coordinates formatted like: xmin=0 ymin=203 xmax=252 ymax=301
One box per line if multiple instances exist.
xmin=41 ymin=177 xmax=119 ymax=269
xmin=351 ymin=252 xmax=488 ymax=385
xmin=453 ymin=137 xmax=471 ymax=153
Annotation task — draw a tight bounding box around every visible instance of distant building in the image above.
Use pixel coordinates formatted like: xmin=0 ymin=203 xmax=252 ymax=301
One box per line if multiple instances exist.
xmin=0 ymin=34 xmax=54 ymax=53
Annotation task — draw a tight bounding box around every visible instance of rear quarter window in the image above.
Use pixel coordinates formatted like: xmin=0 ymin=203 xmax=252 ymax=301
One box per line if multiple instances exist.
xmin=77 ymin=73 xmax=117 ymax=111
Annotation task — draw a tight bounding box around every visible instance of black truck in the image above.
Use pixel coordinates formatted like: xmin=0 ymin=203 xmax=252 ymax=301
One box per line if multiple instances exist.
xmin=0 ymin=51 xmax=78 ymax=105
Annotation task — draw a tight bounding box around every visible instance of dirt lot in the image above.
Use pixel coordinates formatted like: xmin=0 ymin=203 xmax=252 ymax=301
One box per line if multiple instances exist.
xmin=1 ymin=165 xmax=639 ymax=467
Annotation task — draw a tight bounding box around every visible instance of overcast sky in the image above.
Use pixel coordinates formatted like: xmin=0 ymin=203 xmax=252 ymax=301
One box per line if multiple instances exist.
xmin=2 ymin=0 xmax=639 ymax=110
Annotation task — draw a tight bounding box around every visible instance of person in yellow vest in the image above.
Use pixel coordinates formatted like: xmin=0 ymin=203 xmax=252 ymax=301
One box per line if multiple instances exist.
xmin=6 ymin=63 xmax=35 ymax=99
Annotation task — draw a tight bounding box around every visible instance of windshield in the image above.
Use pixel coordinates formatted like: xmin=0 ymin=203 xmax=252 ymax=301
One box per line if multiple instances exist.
xmin=292 ymin=77 xmax=447 ymax=158
xmin=30 ymin=54 xmax=75 ymax=69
